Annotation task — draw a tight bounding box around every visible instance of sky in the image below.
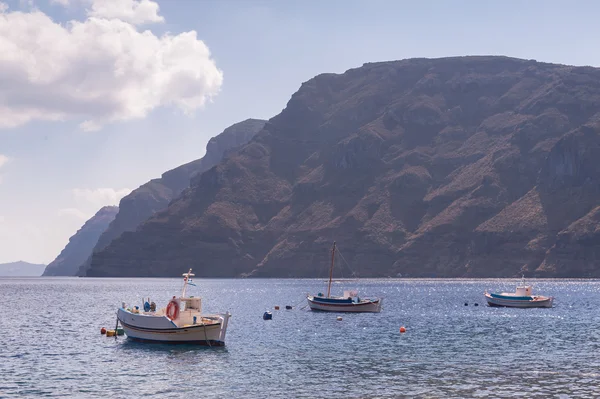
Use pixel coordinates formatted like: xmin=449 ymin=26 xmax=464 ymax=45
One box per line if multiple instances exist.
xmin=0 ymin=0 xmax=599 ymax=264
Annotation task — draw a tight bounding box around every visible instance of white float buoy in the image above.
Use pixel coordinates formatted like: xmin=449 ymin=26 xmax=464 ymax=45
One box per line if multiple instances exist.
xmin=336 ymin=316 xmax=342 ymax=321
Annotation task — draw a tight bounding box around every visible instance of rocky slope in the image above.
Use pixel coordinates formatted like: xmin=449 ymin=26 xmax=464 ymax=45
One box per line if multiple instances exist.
xmin=77 ymin=119 xmax=266 ymax=275
xmin=42 ymin=206 xmax=118 ymax=276
xmin=0 ymin=261 xmax=46 ymax=276
xmin=87 ymin=56 xmax=600 ymax=278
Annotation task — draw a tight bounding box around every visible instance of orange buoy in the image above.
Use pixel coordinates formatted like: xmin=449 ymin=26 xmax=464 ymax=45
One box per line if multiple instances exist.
xmin=274 ymin=306 xmax=280 ymax=310
xmin=100 ymin=327 xmax=107 ymax=334
xmin=400 ymin=326 xmax=406 ymax=333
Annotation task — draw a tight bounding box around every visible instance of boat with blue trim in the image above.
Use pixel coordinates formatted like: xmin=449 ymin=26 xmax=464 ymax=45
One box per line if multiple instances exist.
xmin=116 ymin=269 xmax=231 ymax=345
xmin=484 ymin=278 xmax=553 ymax=308
xmin=307 ymin=242 xmax=382 ymax=313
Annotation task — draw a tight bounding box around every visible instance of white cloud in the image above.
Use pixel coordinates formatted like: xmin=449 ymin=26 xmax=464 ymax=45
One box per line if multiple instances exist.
xmin=0 ymin=1 xmax=223 ymax=131
xmin=56 ymin=187 xmax=128 ymax=227
xmin=88 ymin=0 xmax=164 ymax=25
xmin=52 ymin=0 xmax=163 ymax=25
xmin=72 ymin=187 xmax=131 ymax=208
xmin=58 ymin=207 xmax=90 ymax=220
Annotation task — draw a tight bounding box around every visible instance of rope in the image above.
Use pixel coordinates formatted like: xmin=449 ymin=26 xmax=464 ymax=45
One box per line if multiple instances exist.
xmin=335 ymin=246 xmax=358 ymax=278
xmin=283 ymin=292 xmax=315 ymax=311
xmin=290 ymin=296 xmax=307 ymax=309
xmin=202 ymin=320 xmax=212 ymax=348
xmin=335 ymin=251 xmax=344 ymax=280
xmin=114 ymin=312 xmax=119 ymax=340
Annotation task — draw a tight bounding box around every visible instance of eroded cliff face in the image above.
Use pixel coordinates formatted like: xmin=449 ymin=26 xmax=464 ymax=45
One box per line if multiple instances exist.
xmin=77 ymin=119 xmax=266 ymax=276
xmin=87 ymin=56 xmax=600 ymax=277
xmin=43 ymin=206 xmax=118 ymax=276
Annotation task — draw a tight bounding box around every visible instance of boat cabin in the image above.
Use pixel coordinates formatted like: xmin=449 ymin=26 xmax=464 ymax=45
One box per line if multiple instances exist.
xmin=314 ymin=290 xmax=362 ymax=304
xmin=515 ymin=285 xmax=532 ymax=297
xmin=343 ymin=290 xmax=359 ymax=299
xmin=180 ymin=296 xmax=202 ymax=312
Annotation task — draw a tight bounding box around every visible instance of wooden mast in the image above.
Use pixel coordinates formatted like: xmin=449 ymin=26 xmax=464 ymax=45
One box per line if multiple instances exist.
xmin=327 ymin=241 xmax=336 ymax=298
xmin=181 ymin=268 xmax=193 ymax=298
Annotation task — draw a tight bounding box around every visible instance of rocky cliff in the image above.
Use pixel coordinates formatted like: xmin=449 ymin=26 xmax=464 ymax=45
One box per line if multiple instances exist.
xmin=43 ymin=206 xmax=118 ymax=276
xmin=86 ymin=56 xmax=600 ymax=278
xmin=77 ymin=118 xmax=266 ymax=275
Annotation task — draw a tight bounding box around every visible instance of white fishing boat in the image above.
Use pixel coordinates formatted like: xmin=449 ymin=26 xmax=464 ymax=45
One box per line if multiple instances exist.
xmin=484 ymin=278 xmax=553 ymax=308
xmin=116 ymin=269 xmax=231 ymax=345
xmin=307 ymin=242 xmax=382 ymax=313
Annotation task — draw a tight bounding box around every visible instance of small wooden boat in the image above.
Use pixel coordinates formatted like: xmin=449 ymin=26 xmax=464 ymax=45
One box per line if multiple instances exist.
xmin=307 ymin=242 xmax=382 ymax=313
xmin=484 ymin=279 xmax=553 ymax=308
xmin=116 ymin=269 xmax=231 ymax=345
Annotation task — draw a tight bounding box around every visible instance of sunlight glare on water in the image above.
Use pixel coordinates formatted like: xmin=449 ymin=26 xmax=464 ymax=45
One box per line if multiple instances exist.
xmin=1 ymin=278 xmax=599 ymax=398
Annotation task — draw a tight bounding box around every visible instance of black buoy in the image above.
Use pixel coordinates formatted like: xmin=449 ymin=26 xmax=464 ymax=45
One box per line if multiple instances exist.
xmin=474 ymin=303 xmax=479 ymax=306
xmin=464 ymin=303 xmax=468 ymax=306
xmin=285 ymin=305 xmax=292 ymax=310
xmin=263 ymin=311 xmax=272 ymax=320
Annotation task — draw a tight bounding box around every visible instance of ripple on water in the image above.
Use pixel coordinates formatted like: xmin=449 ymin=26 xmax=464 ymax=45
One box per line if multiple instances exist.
xmin=1 ymin=278 xmax=600 ymax=398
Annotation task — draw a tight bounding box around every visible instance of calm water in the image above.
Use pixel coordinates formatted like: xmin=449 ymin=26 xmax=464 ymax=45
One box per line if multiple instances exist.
xmin=1 ymin=278 xmax=600 ymax=398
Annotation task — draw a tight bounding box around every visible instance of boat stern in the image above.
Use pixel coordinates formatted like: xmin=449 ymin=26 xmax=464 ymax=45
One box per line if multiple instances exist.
xmin=217 ymin=311 xmax=231 ymax=343
xmin=375 ymin=297 xmax=383 ymax=313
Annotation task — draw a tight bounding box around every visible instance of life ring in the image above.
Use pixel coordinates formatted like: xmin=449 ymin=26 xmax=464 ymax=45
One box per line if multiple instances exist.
xmin=166 ymin=300 xmax=179 ymax=320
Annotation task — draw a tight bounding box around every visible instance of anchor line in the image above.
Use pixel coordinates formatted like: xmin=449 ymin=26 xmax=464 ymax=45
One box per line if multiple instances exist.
xmin=114 ymin=311 xmax=120 ymax=340
xmin=291 ymin=296 xmax=307 ymax=309
xmin=202 ymin=321 xmax=211 ymax=348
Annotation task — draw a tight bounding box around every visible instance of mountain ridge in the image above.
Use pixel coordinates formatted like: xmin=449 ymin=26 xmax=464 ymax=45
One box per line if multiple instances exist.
xmin=77 ymin=118 xmax=266 ymax=276
xmin=86 ymin=56 xmax=600 ymax=278
xmin=43 ymin=206 xmax=118 ymax=276
xmin=0 ymin=261 xmax=46 ymax=277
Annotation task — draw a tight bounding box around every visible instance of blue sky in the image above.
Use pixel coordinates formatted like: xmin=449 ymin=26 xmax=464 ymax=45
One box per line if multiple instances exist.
xmin=0 ymin=0 xmax=598 ymax=264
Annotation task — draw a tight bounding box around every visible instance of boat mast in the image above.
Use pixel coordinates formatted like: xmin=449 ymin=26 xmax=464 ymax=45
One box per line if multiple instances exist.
xmin=181 ymin=268 xmax=194 ymax=298
xmin=327 ymin=242 xmax=336 ymax=298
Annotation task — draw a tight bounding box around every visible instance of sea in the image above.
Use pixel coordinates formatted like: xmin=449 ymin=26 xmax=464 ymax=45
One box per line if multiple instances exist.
xmin=1 ymin=277 xmax=599 ymax=398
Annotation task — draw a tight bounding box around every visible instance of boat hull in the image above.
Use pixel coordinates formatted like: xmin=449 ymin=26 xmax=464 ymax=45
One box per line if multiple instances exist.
xmin=307 ymin=296 xmax=382 ymax=313
xmin=484 ymin=293 xmax=553 ymax=308
xmin=117 ymin=308 xmax=230 ymax=345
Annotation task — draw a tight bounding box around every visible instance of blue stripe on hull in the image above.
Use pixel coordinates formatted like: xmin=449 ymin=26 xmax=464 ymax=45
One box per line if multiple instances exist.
xmin=311 ymin=297 xmax=353 ymax=304
xmin=489 ymin=293 xmax=533 ymax=300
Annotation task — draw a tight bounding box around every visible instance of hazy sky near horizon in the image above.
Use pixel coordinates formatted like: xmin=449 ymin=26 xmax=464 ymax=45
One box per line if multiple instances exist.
xmin=0 ymin=0 xmax=599 ymax=264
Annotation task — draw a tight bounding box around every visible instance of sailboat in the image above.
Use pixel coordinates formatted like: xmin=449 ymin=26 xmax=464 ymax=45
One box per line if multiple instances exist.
xmin=306 ymin=242 xmax=382 ymax=313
